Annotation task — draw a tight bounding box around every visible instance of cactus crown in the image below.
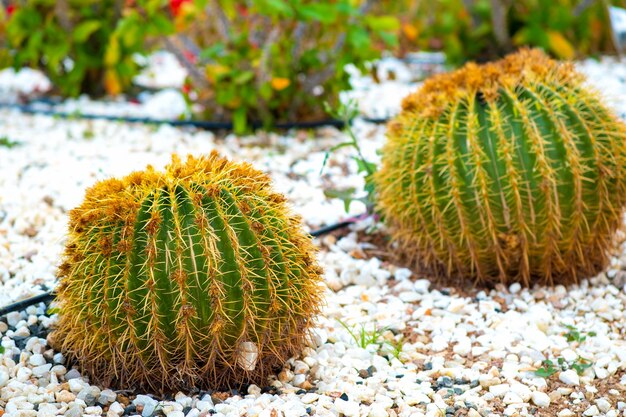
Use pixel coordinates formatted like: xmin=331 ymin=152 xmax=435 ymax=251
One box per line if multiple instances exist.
xmin=53 ymin=152 xmax=323 ymax=393
xmin=376 ymin=49 xmax=626 ymax=286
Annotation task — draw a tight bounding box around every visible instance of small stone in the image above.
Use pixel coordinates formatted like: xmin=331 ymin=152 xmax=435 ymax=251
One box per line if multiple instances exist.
xmin=559 ymin=370 xmax=580 ymax=386
xmin=335 ymin=399 xmax=359 ymax=417
xmin=236 ymin=341 xmax=258 ymax=371
xmin=292 ymin=374 xmax=306 ymax=387
xmin=596 ymin=398 xmax=611 ymax=413
xmin=56 ymin=390 xmax=76 ymax=403
xmin=560 ymin=349 xmax=578 ymax=363
xmin=369 ymin=404 xmax=388 ymax=417
xmin=168 ymin=412 xmax=184 ymax=417
xmin=65 ymin=368 xmax=82 ymax=380
xmin=51 ymin=365 xmax=67 ymax=376
xmin=489 ymin=384 xmax=510 ymax=397
xmin=278 ymin=368 xmax=294 ymax=383
xmin=68 ymin=378 xmax=86 ymax=393
xmin=133 ymin=395 xmax=158 ymax=417
xmin=0 ymin=370 xmax=9 ymax=387
xmin=85 ymin=406 xmax=103 ymax=415
xmin=16 ymin=366 xmax=32 ymax=381
xmin=14 ymin=326 xmax=30 ymax=337
xmin=509 ymin=282 xmax=521 ymax=293
xmin=99 ymin=389 xmax=117 ymax=405
xmin=65 ymin=405 xmax=83 ymax=417
xmin=531 ymin=391 xmax=551 ymax=407
xmin=301 ymin=393 xmax=318 ymax=404
xmin=108 ymin=402 xmax=125 ymax=417
xmin=558 ymin=410 xmax=575 ymax=417
xmin=511 ymin=384 xmax=531 ymax=402
xmin=414 ymin=279 xmax=430 ymax=293
xmin=196 ymin=401 xmax=213 ymax=411
xmin=78 ymin=386 xmax=101 ymax=406
xmin=247 ymin=384 xmax=261 ymax=396
xmin=6 ymin=311 xmax=22 ymax=327
xmin=32 ymin=363 xmax=52 ymax=377
xmin=174 ymin=392 xmax=192 ymax=408
xmin=503 ymin=392 xmax=523 ymax=405
xmin=583 ymin=405 xmax=599 ymax=416
xmin=29 ymin=353 xmax=46 ymax=366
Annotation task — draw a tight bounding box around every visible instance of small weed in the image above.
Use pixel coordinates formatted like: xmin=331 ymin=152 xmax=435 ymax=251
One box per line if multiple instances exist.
xmin=321 ymin=100 xmax=377 ymax=213
xmin=47 ymin=307 xmax=60 ymax=315
xmin=337 ymin=319 xmax=386 ymax=349
xmin=534 ymin=359 xmax=559 ymax=378
xmin=571 ymin=359 xmax=593 ymax=375
xmin=0 ymin=136 xmax=20 ymax=149
xmin=534 ymin=356 xmax=593 ymax=378
xmin=563 ymin=324 xmax=596 ymax=343
xmin=83 ymin=129 xmax=95 ymax=140
xmin=381 ymin=335 xmax=405 ymax=359
xmin=337 ymin=319 xmax=404 ymax=360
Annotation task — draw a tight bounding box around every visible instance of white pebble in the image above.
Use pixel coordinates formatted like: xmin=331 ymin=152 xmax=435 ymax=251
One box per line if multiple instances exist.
xmin=559 ymin=370 xmax=580 ymax=386
xmin=335 ymin=399 xmax=360 ymax=417
xmin=531 ymin=391 xmax=551 ymax=407
xmin=596 ymin=398 xmax=611 ymax=413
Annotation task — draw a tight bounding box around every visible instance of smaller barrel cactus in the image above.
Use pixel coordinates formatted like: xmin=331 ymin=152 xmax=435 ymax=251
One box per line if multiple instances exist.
xmin=51 ymin=152 xmax=323 ymax=393
xmin=375 ymin=49 xmax=626 ymax=286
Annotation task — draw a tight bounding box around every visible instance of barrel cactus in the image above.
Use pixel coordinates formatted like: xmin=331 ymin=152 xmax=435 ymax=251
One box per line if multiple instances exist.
xmin=375 ymin=49 xmax=626 ymax=286
xmin=51 ymin=152 xmax=323 ymax=393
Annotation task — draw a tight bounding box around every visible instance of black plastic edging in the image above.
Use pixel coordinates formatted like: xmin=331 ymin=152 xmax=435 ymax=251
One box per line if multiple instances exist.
xmin=0 ymin=102 xmax=389 ymax=131
xmin=0 ymin=214 xmax=369 ymax=317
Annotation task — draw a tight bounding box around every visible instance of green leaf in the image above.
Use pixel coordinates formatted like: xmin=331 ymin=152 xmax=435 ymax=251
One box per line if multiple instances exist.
xmin=200 ymin=43 xmax=225 ymax=60
xmin=297 ymin=4 xmax=337 ymax=23
xmin=347 ymin=26 xmax=371 ymax=50
xmin=104 ymin=36 xmax=121 ymax=66
xmin=365 ymin=16 xmax=400 ymax=32
xmin=255 ymin=0 xmax=292 ymax=17
xmin=0 ymin=346 xmax=4 ymax=354
xmin=73 ymin=20 xmax=101 ymax=42
xmin=233 ymin=71 xmax=255 ymax=85
xmin=324 ymin=188 xmax=357 ymax=212
xmin=147 ymin=14 xmax=175 ymax=36
xmin=320 ymin=141 xmax=356 ymax=174
xmin=233 ymin=108 xmax=248 ymax=134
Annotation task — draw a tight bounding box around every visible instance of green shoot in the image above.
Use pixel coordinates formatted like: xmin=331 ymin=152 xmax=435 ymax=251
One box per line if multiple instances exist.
xmin=337 ymin=319 xmax=386 ymax=349
xmin=563 ymin=324 xmax=596 ymax=343
xmin=321 ymin=100 xmax=377 ymax=213
xmin=534 ymin=359 xmax=559 ymax=378
xmin=0 ymin=136 xmax=20 ymax=149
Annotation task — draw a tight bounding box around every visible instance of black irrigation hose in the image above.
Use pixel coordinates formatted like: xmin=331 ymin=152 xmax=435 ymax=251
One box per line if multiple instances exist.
xmin=0 ymin=102 xmax=390 ymax=130
xmin=0 ymin=214 xmax=369 ymax=318
xmin=0 ymin=292 xmax=56 ymax=318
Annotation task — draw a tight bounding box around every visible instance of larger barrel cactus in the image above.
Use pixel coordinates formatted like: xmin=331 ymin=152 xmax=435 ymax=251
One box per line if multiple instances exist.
xmin=375 ymin=49 xmax=626 ymax=286
xmin=52 ymin=153 xmax=323 ymax=393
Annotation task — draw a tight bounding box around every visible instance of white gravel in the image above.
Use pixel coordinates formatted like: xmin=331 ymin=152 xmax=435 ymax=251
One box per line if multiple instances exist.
xmin=2 ymin=56 xmax=626 ymax=417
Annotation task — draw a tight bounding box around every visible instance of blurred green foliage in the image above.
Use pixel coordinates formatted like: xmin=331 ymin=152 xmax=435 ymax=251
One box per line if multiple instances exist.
xmin=175 ymin=0 xmax=399 ymax=132
xmin=385 ymin=0 xmax=624 ymax=64
xmin=3 ymin=0 xmax=173 ymax=96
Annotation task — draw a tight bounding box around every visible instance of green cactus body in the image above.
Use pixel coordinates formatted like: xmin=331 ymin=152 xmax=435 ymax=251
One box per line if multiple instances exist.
xmin=52 ymin=153 xmax=322 ymax=393
xmin=375 ymin=49 xmax=626 ymax=286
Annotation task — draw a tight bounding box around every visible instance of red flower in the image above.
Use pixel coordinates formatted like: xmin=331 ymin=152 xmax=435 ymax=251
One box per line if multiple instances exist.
xmin=182 ymin=49 xmax=197 ymax=65
xmin=236 ymin=4 xmax=248 ymax=17
xmin=6 ymin=4 xmax=16 ymax=16
xmin=169 ymin=0 xmax=191 ymax=16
